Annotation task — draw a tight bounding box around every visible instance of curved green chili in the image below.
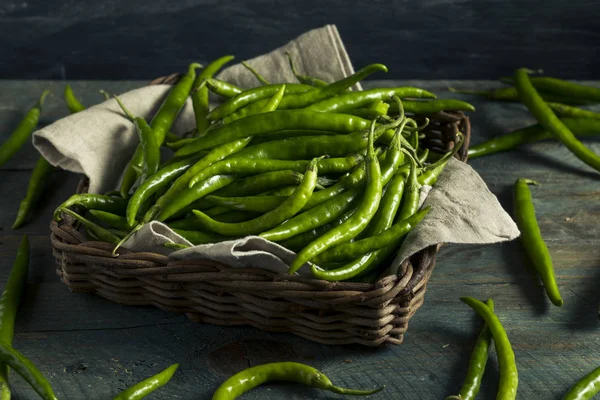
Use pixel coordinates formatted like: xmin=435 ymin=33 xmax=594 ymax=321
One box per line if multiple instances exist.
xmin=517 ymin=76 xmax=600 ymax=103
xmin=288 ymin=122 xmax=382 ymax=273
xmin=204 ymin=79 xmax=243 ymax=98
xmin=562 ymin=365 xmax=600 ymax=400
xmin=418 ymin=132 xmax=464 ymax=186
xmin=468 ymin=118 xmax=600 ymax=159
xmin=175 ymin=110 xmax=371 ymax=156
xmin=226 ymin=119 xmax=399 ymax=162
xmin=206 ymin=82 xmax=312 ymax=120
xmin=189 ymin=153 xmax=363 ymax=188
xmin=545 ymin=102 xmax=600 ymax=120
xmin=151 ymin=137 xmax=252 ymax=221
xmin=223 ymin=63 xmax=390 ymax=120
xmin=54 ymin=194 xmax=127 ymax=221
xmin=387 ymin=99 xmax=475 ymax=115
xmin=241 ymin=61 xmax=270 ymax=85
xmin=12 ymin=157 xmax=55 ymax=229
xmin=126 ymin=155 xmax=199 ymax=226
xmin=89 ymin=210 xmax=136 ymax=232
xmin=305 ymin=87 xmax=436 ymax=113
xmin=64 ymin=85 xmax=85 ymax=113
xmin=211 ymin=361 xmax=383 ymax=399
xmin=514 ymin=178 xmax=563 ymax=307
xmin=460 ymin=297 xmax=518 ymax=400
xmin=261 ymin=126 xmax=404 ymax=243
xmin=446 ymin=298 xmax=495 ymax=400
xmin=115 ymin=96 xmax=160 ymax=183
xmin=120 ymin=62 xmax=202 ymax=197
xmin=285 ymin=52 xmax=328 ymax=87
xmin=0 ymin=90 xmax=50 ymax=168
xmin=0 ymin=235 xmax=29 ymax=399
xmin=312 ymin=207 xmax=430 ymax=266
xmin=0 ymin=341 xmax=57 ymax=400
xmin=151 ymin=174 xmax=238 ymax=222
xmin=192 ymin=158 xmax=320 ymax=236
xmin=193 ymin=55 xmax=235 ymax=136
xmin=449 ymin=86 xmax=592 ymax=105
xmin=515 ymin=68 xmax=600 ymax=173
xmin=210 ymin=170 xmax=304 ymax=198
xmin=61 ymin=208 xmax=122 ymax=244
xmin=112 ymin=363 xmax=179 ymax=400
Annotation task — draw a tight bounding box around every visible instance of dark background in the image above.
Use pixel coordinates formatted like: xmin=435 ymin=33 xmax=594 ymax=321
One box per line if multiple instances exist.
xmin=1 ymin=0 xmax=599 ymax=80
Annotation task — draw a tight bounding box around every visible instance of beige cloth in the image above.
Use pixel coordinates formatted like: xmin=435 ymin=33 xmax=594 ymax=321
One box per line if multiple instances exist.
xmin=33 ymin=25 xmax=519 ymax=276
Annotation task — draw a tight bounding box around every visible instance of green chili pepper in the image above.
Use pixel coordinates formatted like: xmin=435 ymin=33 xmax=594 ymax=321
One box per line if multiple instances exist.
xmin=188 ymin=153 xmax=363 ymax=188
xmin=99 ymin=89 xmax=111 ymax=101
xmin=120 ymin=63 xmax=202 ymax=197
xmin=288 ymin=122 xmax=382 ymax=273
xmin=64 ymin=85 xmax=85 ymax=113
xmin=418 ymin=132 xmax=464 ymax=186
xmin=150 ymin=174 xmax=237 ymax=223
xmin=241 ymin=61 xmax=270 ymax=85
xmin=61 ymin=208 xmax=122 ymax=244
xmin=192 ymin=158 xmax=321 ymax=236
xmin=54 ymin=194 xmax=127 ymax=221
xmin=278 ymin=207 xmax=358 ymax=253
xmin=115 ymin=96 xmax=161 ymax=183
xmin=545 ymin=102 xmax=600 ymax=120
xmin=397 ymin=155 xmax=421 ymax=221
xmin=449 ymin=86 xmax=593 ymax=105
xmin=206 ymin=82 xmax=312 ymax=121
xmin=227 ymin=119 xmax=400 ymax=162
xmin=347 ymin=100 xmax=390 ymax=119
xmin=460 ymin=297 xmax=518 ymax=400
xmin=285 ymin=52 xmax=328 ymax=87
xmin=514 ymin=76 xmax=600 ymax=103
xmin=514 ymin=179 xmax=563 ymax=306
xmin=261 ymin=126 xmax=404 ymax=243
xmin=206 ymin=195 xmax=286 ymax=213
xmin=0 ymin=235 xmax=29 ymax=399
xmin=204 ymin=79 xmax=243 ymax=98
xmin=305 ymin=87 xmax=436 ymax=113
xmin=222 ymin=63 xmax=390 ymax=121
xmin=311 ymin=207 xmax=430 ymax=267
xmin=176 ymin=110 xmax=371 ymax=156
xmin=468 ymin=118 xmax=600 ymax=159
xmin=562 ymin=365 xmax=600 ymax=400
xmin=515 ymin=68 xmax=600 ymax=173
xmin=0 ymin=341 xmax=57 ymax=400
xmin=210 ymin=170 xmax=305 ymax=198
xmin=112 ymin=363 xmax=179 ymax=400
xmin=446 ymin=298 xmax=495 ymax=400
xmin=193 ymin=55 xmax=235 ymax=136
xmin=0 ymin=90 xmax=50 ymax=168
xmin=387 ymin=99 xmax=475 ymax=115
xmin=126 ymin=155 xmax=200 ymax=226
xmin=89 ymin=210 xmax=136 ymax=232
xmin=211 ymin=361 xmax=383 ymax=399
xmin=12 ymin=157 xmax=55 ymax=229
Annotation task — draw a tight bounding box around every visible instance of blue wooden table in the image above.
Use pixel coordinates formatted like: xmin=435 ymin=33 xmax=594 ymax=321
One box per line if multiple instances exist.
xmin=0 ymin=79 xmax=598 ymax=399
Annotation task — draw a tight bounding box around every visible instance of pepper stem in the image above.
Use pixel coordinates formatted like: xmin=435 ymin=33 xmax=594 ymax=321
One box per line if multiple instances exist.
xmin=113 ymin=95 xmax=136 ymax=121
xmin=37 ymin=90 xmax=51 ymax=109
xmin=242 ymin=61 xmax=270 ymax=85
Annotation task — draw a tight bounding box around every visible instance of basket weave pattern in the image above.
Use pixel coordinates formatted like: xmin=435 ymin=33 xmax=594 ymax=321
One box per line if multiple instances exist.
xmin=50 ymin=76 xmax=471 ymax=346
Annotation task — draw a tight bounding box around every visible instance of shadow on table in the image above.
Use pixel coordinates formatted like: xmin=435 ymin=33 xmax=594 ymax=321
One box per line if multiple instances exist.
xmin=515 ymin=148 xmax=600 ymax=181
xmin=438 ymin=324 xmax=499 ymax=400
xmin=564 ymin=260 xmax=600 ymax=332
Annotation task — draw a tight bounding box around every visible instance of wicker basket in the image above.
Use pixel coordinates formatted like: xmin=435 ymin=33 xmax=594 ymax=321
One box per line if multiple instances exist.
xmin=50 ymin=76 xmax=471 ymax=346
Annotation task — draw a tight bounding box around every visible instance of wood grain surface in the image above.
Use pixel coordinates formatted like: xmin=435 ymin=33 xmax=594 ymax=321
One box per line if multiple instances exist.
xmin=0 ymin=0 xmax=599 ymax=80
xmin=0 ymin=79 xmax=598 ymax=399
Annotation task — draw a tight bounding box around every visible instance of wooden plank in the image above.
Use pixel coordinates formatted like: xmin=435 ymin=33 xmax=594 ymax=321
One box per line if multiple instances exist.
xmin=0 ymin=80 xmax=599 ymax=398
xmin=0 ymin=1 xmax=599 ymax=80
